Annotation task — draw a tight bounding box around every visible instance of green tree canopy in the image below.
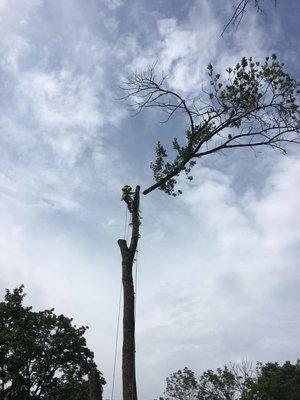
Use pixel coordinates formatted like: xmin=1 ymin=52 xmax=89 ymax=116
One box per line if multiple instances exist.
xmin=0 ymin=286 xmax=105 ymax=399
xmin=159 ymin=360 xmax=300 ymax=400
xmin=159 ymin=363 xmax=254 ymax=400
xmin=253 ymin=361 xmax=300 ymax=400
xmin=159 ymin=367 xmax=199 ymax=400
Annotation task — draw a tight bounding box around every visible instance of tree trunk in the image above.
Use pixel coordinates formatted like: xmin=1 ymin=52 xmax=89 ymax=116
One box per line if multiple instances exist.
xmin=88 ymin=371 xmax=103 ymax=400
xmin=118 ymin=185 xmax=140 ymax=400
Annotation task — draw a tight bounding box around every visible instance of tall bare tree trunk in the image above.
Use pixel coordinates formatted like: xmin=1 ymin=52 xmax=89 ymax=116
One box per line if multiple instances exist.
xmin=118 ymin=185 xmax=140 ymax=400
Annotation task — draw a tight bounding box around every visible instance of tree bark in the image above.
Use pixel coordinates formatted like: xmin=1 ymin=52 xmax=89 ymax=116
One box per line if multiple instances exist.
xmin=89 ymin=371 xmax=103 ymax=400
xmin=118 ymin=185 xmax=140 ymax=400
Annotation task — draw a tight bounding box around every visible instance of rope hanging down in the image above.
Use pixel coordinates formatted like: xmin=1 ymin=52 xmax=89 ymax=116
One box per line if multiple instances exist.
xmin=134 ymin=248 xmax=138 ymax=319
xmin=110 ymin=278 xmax=122 ymax=400
xmin=111 ymin=207 xmax=128 ymax=400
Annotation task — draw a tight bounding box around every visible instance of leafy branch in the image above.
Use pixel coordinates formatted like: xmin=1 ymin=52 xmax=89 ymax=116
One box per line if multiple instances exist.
xmin=122 ymin=55 xmax=300 ymax=196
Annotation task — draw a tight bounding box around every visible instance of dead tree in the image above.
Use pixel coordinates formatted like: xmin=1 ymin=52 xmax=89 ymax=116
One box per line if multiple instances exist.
xmin=118 ymin=54 xmax=300 ymax=400
xmin=118 ymin=186 xmax=140 ymax=400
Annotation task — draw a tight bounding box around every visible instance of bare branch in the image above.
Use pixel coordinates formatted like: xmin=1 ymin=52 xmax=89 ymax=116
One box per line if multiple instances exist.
xmin=121 ymin=55 xmax=300 ymax=197
xmin=222 ymin=0 xmax=277 ymax=35
xmin=121 ymin=66 xmax=196 ymax=136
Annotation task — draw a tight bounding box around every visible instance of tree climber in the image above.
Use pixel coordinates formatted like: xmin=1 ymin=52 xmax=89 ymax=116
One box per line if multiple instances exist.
xmin=121 ymin=185 xmax=135 ymax=213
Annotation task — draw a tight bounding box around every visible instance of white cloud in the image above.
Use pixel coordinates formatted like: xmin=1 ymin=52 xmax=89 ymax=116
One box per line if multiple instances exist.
xmin=133 ymin=154 xmax=300 ymax=396
xmin=125 ymin=0 xmax=284 ymax=98
xmin=20 ymin=70 xmax=102 ymax=128
xmin=105 ymin=0 xmax=123 ymax=10
xmin=0 ymin=0 xmax=128 ymax=213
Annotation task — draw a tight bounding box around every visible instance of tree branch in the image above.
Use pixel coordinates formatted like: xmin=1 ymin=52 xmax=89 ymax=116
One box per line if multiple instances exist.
xmin=222 ymin=0 xmax=277 ymax=35
xmin=122 ymin=55 xmax=300 ymax=197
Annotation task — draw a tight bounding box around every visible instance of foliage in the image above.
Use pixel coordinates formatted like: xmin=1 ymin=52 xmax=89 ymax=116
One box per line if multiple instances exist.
xmin=198 ymin=364 xmax=254 ymax=399
xmin=159 ymin=363 xmax=254 ymax=400
xmin=0 ymin=286 xmax=105 ymax=399
xmin=252 ymin=361 xmax=300 ymax=400
xmin=159 ymin=361 xmax=300 ymax=400
xmin=123 ymin=55 xmax=300 ymax=196
xmin=158 ymin=367 xmax=199 ymax=400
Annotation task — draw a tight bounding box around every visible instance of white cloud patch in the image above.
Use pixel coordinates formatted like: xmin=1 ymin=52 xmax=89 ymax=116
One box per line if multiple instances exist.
xmin=105 ymin=0 xmax=123 ymax=10
xmin=0 ymin=0 xmax=127 ymax=212
xmin=20 ymin=70 xmax=102 ymax=129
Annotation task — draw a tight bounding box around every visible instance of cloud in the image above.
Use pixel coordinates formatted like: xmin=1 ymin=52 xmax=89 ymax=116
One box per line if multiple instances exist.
xmin=123 ymin=0 xmax=285 ymax=99
xmin=106 ymin=0 xmax=123 ymax=10
xmin=0 ymin=0 xmax=128 ymax=213
xmin=136 ymin=154 xmax=300 ymax=391
xmin=0 ymin=1 xmax=299 ymax=399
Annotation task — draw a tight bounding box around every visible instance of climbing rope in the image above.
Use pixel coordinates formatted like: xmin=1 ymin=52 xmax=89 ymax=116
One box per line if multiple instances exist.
xmin=111 ymin=278 xmax=122 ymax=400
xmin=123 ymin=205 xmax=128 ymax=240
xmin=111 ymin=207 xmax=129 ymax=400
xmin=134 ymin=248 xmax=138 ymax=319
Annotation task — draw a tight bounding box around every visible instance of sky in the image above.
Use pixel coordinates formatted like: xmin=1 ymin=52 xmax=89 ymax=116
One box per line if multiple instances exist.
xmin=0 ymin=0 xmax=300 ymax=398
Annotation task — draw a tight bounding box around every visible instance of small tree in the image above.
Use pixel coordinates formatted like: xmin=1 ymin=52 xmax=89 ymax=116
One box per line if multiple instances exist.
xmin=198 ymin=363 xmax=254 ymax=400
xmin=158 ymin=367 xmax=199 ymax=400
xmin=0 ymin=286 xmax=105 ymax=399
xmin=118 ymin=55 xmax=300 ymax=400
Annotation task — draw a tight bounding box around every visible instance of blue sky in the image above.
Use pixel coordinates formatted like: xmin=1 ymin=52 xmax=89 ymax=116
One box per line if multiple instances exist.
xmin=0 ymin=0 xmax=300 ymax=398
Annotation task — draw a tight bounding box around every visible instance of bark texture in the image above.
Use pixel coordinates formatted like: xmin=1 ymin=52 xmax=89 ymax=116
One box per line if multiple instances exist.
xmin=118 ymin=185 xmax=140 ymax=400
